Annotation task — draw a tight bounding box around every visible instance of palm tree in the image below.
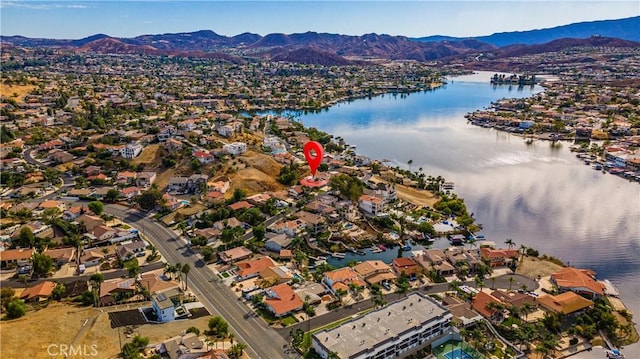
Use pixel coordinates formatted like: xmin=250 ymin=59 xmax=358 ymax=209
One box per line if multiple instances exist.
xmin=335 ymin=288 xmax=347 ymax=305
xmin=508 ymin=276 xmax=515 ymax=291
xmin=19 ymin=274 xmax=29 ymax=289
xmin=505 ymin=238 xmax=515 ymax=249
xmin=519 ymin=244 xmax=527 ymax=261
xmin=490 ymin=277 xmax=496 ymax=290
xmin=474 ymin=275 xmax=485 ymax=291
xmin=521 ymin=302 xmax=534 ymax=321
xmin=89 ymin=273 xmax=104 ymax=307
xmin=181 ymin=263 xmax=191 ymax=291
xmin=448 ymin=280 xmax=461 ymax=294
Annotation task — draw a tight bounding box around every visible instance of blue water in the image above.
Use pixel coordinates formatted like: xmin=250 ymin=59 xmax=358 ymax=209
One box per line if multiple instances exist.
xmin=444 ymin=348 xmax=474 ymax=359
xmin=289 ymin=72 xmax=640 ymax=337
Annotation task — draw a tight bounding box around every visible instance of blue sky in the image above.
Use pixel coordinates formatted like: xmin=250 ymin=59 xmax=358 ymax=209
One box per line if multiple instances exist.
xmin=1 ymin=1 xmax=638 ymax=39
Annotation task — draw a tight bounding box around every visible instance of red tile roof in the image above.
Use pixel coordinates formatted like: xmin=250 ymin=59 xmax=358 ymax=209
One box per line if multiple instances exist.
xmin=471 ymin=291 xmax=503 ymax=318
xmin=264 ymin=283 xmax=303 ymax=316
xmin=538 ymin=292 xmax=593 ymax=314
xmin=20 ymin=281 xmax=56 ymax=300
xmin=551 ymin=267 xmax=604 ymax=296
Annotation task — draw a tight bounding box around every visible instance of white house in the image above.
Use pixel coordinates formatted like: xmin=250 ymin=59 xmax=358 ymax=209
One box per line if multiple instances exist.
xmin=223 ymin=142 xmax=247 ymax=155
xmin=120 ymin=142 xmax=143 ymax=159
xmin=358 ymin=195 xmax=385 ymax=217
xmin=312 ymin=293 xmax=452 ymax=359
xmin=264 ymin=233 xmax=292 ymax=252
xmin=193 ymin=150 xmax=215 ymax=164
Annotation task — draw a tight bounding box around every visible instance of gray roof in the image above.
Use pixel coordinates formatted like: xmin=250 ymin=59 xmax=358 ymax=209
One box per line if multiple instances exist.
xmin=313 ymin=292 xmax=450 ymax=358
xmin=265 ymin=233 xmax=292 ymax=248
xmin=154 ymin=292 xmax=174 ymax=310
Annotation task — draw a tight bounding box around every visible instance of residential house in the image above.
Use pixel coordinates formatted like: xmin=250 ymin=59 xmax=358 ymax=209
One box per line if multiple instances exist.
xmin=480 ymin=247 xmax=519 ymax=268
xmin=208 ymin=180 xmax=230 ymax=194
xmin=228 ymin=200 xmax=254 ymax=211
xmin=537 ymin=292 xmax=594 ymax=316
xmin=139 ymin=273 xmax=180 ymax=295
xmin=235 ymin=256 xmax=278 ymax=280
xmin=116 ymin=240 xmax=148 ymax=261
xmin=193 ymin=228 xmax=222 ymax=243
xmin=471 ymin=291 xmax=504 ymax=322
xmin=263 ymin=283 xmax=303 ymax=318
xmin=153 ymin=292 xmax=176 ymax=322
xmin=223 ymin=142 xmax=247 ymax=155
xmin=84 ymin=165 xmax=103 ymax=177
xmin=62 ymin=205 xmax=85 ymax=221
xmin=44 ymin=247 xmax=76 ymax=268
xmin=80 ymin=249 xmax=106 ymax=267
xmin=288 ymin=185 xmax=304 ymax=198
xmin=264 ymin=233 xmax=292 ymax=253
xmin=270 ymin=219 xmax=306 ymax=238
xmin=91 ymin=225 xmax=117 ymax=243
xmin=323 ymin=267 xmax=366 ymax=294
xmin=0 ymin=248 xmax=35 ymax=269
xmin=20 ymin=281 xmax=57 ymax=302
xmin=358 ymin=195 xmax=385 ymax=217
xmin=163 ymin=138 xmax=183 ymax=153
xmin=116 ymin=171 xmax=137 ymax=185
xmin=48 ymin=149 xmax=74 ymax=164
xmin=296 ymin=211 xmax=326 ymax=234
xmin=219 ymin=246 xmax=252 ymax=264
xmin=447 ymin=248 xmax=482 ymax=273
xmin=550 ymin=267 xmax=605 ymax=299
xmin=99 ymin=278 xmax=137 ymax=306
xmin=246 ymin=193 xmax=271 ymax=205
xmin=204 ymin=190 xmax=224 ymax=205
xmin=213 ymin=217 xmax=244 ymax=231
xmin=120 ymin=142 xmax=143 ymax=159
xmin=193 ymin=150 xmax=215 ymax=164
xmin=75 ymin=214 xmax=105 ymax=233
xmin=259 ymin=266 xmax=294 ymax=286
xmin=136 ymin=172 xmax=157 ymax=188
xmin=490 ymin=290 xmax=537 ymax=309
xmin=120 ymin=187 xmax=141 ymax=200
xmin=353 ymin=260 xmax=397 ymax=285
xmin=167 ymin=177 xmax=189 ymax=193
xmin=392 ymin=257 xmax=420 ymax=278
xmin=413 ymin=249 xmax=456 ymax=277
xmin=36 ymin=200 xmax=66 ymax=213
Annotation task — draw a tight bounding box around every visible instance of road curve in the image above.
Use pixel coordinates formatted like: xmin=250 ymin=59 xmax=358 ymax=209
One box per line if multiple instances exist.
xmin=104 ymin=204 xmax=292 ymax=359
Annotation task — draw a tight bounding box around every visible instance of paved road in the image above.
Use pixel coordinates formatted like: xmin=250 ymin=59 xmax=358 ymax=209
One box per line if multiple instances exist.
xmin=0 ymin=262 xmax=165 ymax=288
xmin=282 ymin=274 xmax=538 ymax=337
xmin=104 ymin=204 xmax=292 ymax=359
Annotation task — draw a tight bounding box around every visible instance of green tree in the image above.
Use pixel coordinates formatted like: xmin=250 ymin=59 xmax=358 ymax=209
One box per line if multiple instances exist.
xmin=6 ymin=298 xmax=27 ymax=319
xmin=87 ymin=201 xmax=104 ymax=215
xmin=505 ymin=238 xmax=515 ymax=249
xmin=13 ymin=226 xmax=35 ymax=248
xmin=105 ymin=189 xmax=120 ymax=203
xmin=51 ymin=282 xmax=66 ymax=300
xmin=252 ymin=224 xmax=266 ymax=241
xmin=181 ymin=263 xmax=191 ymax=291
xmin=125 ymin=259 xmax=141 ymax=278
xmin=32 ymin=253 xmax=54 ymax=277
xmin=122 ymin=335 xmax=149 ymax=359
xmin=232 ymin=188 xmax=246 ymax=202
xmin=136 ymin=189 xmax=164 ymax=211
xmin=201 ymin=246 xmax=214 ymax=262
xmin=41 ymin=207 xmax=61 ymax=225
xmin=208 ymin=315 xmax=229 ymax=337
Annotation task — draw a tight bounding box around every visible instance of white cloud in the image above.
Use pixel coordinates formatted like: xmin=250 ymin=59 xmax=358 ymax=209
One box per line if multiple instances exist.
xmin=0 ymin=1 xmax=89 ymax=10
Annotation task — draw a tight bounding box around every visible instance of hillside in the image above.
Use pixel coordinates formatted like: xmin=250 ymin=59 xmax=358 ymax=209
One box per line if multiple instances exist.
xmin=414 ymin=16 xmax=640 ymax=46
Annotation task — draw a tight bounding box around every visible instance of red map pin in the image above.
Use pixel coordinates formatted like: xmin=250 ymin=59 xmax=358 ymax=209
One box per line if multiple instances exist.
xmin=303 ymin=141 xmax=324 ymax=177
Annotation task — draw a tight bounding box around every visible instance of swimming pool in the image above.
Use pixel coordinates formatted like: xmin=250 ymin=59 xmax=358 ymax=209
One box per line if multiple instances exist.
xmin=443 ymin=348 xmax=474 ymax=359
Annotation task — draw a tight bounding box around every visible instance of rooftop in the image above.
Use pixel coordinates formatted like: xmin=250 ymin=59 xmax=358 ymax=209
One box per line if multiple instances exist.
xmin=313 ymin=292 xmax=450 ymax=359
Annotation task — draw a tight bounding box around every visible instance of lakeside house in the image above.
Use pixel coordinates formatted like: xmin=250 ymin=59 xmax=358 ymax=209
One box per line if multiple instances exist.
xmin=550 ymin=267 xmax=605 ymax=299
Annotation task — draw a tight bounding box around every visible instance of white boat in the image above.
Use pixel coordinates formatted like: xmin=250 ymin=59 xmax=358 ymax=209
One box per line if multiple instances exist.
xmin=332 ymin=252 xmax=346 ymax=259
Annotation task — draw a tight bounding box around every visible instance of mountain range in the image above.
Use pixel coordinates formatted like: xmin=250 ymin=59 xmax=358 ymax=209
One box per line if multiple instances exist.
xmin=1 ymin=16 xmax=638 ymax=65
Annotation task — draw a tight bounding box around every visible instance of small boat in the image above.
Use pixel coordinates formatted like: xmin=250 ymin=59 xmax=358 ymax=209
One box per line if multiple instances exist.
xmin=332 ymin=252 xmax=346 ymax=259
xmin=354 ymin=249 xmax=366 ymax=256
xmin=476 ymin=234 xmax=485 ymax=239
xmin=370 ymin=246 xmax=382 ymax=253
xmin=378 ymin=244 xmax=387 ymax=251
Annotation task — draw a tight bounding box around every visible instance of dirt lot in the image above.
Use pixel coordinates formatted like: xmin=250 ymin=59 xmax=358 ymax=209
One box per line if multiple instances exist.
xmin=516 ymin=255 xmax=563 ymax=279
xmin=395 ymin=184 xmax=438 ymax=207
xmin=0 ymin=302 xmax=214 ymax=359
xmin=226 ymin=151 xmax=285 ymax=196
xmin=0 ymin=83 xmax=36 ymax=102
xmin=131 ymin=143 xmax=162 ymax=167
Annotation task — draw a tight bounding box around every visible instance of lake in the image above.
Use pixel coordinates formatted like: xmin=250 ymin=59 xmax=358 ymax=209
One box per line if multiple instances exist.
xmin=292 ymin=71 xmax=640 ymax=341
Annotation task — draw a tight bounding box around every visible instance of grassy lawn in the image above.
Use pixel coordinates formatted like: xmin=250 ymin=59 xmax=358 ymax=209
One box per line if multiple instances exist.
xmin=221 ymin=271 xmax=230 ymax=278
xmin=281 ymin=315 xmax=299 ymax=326
xmin=502 ymin=316 xmax=522 ymax=327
